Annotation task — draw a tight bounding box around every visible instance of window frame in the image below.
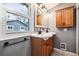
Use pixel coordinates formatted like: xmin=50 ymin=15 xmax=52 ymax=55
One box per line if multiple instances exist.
xmin=4 ymin=3 xmax=30 ymax=33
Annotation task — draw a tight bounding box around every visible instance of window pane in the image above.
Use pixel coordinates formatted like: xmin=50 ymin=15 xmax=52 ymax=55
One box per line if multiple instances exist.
xmin=5 ymin=3 xmax=29 ymax=33
xmin=5 ymin=3 xmax=28 ymax=16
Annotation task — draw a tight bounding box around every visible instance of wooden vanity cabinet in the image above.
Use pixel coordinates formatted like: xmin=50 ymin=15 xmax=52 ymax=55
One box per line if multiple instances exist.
xmin=31 ymin=37 xmax=54 ymax=56
xmin=56 ymin=6 xmax=75 ymax=28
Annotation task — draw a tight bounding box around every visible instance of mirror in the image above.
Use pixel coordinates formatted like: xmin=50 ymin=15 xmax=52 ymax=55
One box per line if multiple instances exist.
xmin=35 ymin=5 xmax=47 ymax=28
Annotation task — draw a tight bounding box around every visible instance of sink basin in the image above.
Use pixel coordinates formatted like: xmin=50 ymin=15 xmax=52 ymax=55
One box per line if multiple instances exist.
xmin=31 ymin=32 xmax=56 ymax=40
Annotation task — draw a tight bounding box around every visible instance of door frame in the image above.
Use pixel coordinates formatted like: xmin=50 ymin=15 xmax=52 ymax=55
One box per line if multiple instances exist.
xmin=76 ymin=3 xmax=79 ymax=55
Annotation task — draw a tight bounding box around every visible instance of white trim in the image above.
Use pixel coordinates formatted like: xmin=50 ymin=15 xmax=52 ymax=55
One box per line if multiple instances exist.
xmin=76 ymin=3 xmax=79 ymax=55
xmin=54 ymin=48 xmax=78 ymax=56
xmin=4 ymin=3 xmax=31 ymax=34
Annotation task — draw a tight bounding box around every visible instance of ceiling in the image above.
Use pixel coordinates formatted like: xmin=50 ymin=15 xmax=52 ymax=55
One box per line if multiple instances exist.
xmin=43 ymin=3 xmax=59 ymax=10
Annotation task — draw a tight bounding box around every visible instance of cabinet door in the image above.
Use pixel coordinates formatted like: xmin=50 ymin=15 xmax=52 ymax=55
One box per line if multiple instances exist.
xmin=56 ymin=10 xmax=63 ymax=27
xmin=49 ymin=39 xmax=53 ymax=55
xmin=46 ymin=45 xmax=50 ymax=56
xmin=41 ymin=44 xmax=47 ymax=56
xmin=64 ymin=7 xmax=74 ymax=27
xmin=31 ymin=37 xmax=42 ymax=56
xmin=41 ymin=44 xmax=50 ymax=56
xmin=48 ymin=37 xmax=54 ymax=55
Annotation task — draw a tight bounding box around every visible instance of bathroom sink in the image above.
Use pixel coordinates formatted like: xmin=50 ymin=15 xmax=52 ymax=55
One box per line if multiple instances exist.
xmin=31 ymin=32 xmax=56 ymax=40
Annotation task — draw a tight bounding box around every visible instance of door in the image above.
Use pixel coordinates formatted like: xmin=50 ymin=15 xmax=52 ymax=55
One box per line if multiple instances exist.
xmin=49 ymin=39 xmax=53 ymax=55
xmin=64 ymin=7 xmax=74 ymax=27
xmin=41 ymin=44 xmax=48 ymax=56
xmin=47 ymin=37 xmax=54 ymax=55
xmin=56 ymin=10 xmax=63 ymax=27
xmin=31 ymin=37 xmax=42 ymax=56
xmin=46 ymin=45 xmax=50 ymax=56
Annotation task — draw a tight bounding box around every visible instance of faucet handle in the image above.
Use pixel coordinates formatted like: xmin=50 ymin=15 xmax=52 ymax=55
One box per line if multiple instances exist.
xmin=45 ymin=28 xmax=50 ymax=33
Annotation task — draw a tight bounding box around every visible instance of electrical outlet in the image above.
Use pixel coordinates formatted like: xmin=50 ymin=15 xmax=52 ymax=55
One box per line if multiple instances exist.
xmin=60 ymin=43 xmax=67 ymax=51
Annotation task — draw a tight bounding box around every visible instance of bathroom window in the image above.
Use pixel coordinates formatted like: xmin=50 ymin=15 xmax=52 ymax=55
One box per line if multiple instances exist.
xmin=5 ymin=3 xmax=30 ymax=33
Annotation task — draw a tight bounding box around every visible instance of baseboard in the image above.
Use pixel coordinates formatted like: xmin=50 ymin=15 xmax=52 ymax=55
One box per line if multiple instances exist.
xmin=54 ymin=48 xmax=78 ymax=56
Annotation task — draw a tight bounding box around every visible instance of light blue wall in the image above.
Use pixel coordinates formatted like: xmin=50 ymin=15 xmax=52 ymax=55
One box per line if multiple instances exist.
xmin=54 ymin=27 xmax=76 ymax=53
xmin=53 ymin=3 xmax=76 ymax=53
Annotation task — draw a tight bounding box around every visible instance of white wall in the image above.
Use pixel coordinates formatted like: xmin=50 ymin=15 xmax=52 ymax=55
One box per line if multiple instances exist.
xmin=0 ymin=4 xmax=3 ymax=39
xmin=0 ymin=4 xmax=35 ymax=40
xmin=42 ymin=14 xmax=48 ymax=27
xmin=48 ymin=13 xmax=56 ymax=32
xmin=42 ymin=13 xmax=56 ymax=32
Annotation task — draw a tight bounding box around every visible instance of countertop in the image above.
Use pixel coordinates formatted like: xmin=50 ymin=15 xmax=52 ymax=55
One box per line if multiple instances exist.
xmin=31 ymin=32 xmax=56 ymax=40
xmin=0 ymin=32 xmax=56 ymax=41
